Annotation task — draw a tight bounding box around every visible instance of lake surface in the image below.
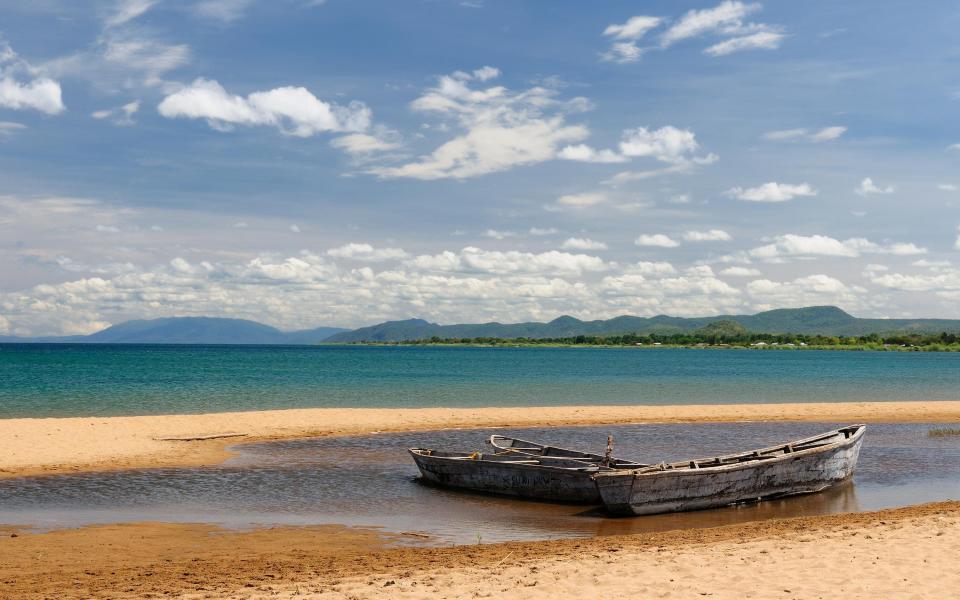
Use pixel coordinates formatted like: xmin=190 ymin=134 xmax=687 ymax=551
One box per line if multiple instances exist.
xmin=1 ymin=344 xmax=958 ymax=417
xmin=1 ymin=423 xmax=957 ymax=544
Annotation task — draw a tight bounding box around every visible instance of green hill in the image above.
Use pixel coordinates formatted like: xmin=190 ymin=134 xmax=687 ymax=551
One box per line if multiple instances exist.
xmin=326 ymin=306 xmax=960 ymax=342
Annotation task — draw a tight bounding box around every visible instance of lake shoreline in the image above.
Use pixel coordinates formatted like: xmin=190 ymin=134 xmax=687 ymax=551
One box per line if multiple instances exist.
xmin=3 ymin=500 xmax=957 ymax=599
xmin=2 ymin=400 xmax=959 ymax=479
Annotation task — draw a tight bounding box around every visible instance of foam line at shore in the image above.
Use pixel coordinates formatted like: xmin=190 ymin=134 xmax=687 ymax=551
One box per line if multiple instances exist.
xmin=2 ymin=400 xmax=959 ymax=478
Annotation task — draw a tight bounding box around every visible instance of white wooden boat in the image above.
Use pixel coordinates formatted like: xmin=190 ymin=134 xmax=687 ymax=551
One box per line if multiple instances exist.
xmin=593 ymin=424 xmax=866 ymax=516
xmin=409 ymin=446 xmax=647 ymax=503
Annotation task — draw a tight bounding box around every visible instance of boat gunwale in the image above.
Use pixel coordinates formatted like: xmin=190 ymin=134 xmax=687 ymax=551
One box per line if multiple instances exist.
xmin=593 ymin=424 xmax=866 ymax=480
xmin=407 ymin=448 xmax=643 ymax=473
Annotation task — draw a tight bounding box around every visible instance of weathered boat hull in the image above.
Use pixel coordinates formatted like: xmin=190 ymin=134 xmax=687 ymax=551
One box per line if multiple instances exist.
xmin=409 ymin=450 xmax=603 ymax=503
xmin=595 ymin=425 xmax=865 ymax=516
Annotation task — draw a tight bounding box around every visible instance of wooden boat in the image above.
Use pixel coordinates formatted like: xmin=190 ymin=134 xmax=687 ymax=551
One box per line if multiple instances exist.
xmin=409 ymin=443 xmax=647 ymax=503
xmin=593 ymin=424 xmax=866 ymax=516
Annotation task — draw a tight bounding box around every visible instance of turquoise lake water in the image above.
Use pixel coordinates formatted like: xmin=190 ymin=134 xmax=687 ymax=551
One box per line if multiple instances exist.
xmin=1 ymin=344 xmax=958 ymax=418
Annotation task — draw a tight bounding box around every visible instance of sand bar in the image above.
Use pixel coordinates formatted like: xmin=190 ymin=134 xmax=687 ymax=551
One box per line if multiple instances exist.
xmin=2 ymin=400 xmax=959 ymax=478
xmin=2 ymin=500 xmax=957 ymax=599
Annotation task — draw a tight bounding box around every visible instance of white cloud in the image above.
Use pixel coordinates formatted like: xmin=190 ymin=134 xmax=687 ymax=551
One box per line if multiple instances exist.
xmin=682 ymin=229 xmax=732 ymax=242
xmin=327 ymin=243 xmax=407 ymax=261
xmin=600 ymin=16 xmax=663 ymax=63
xmin=746 ymin=274 xmax=866 ymax=311
xmin=330 ymin=132 xmax=401 ymax=155
xmin=855 ymin=177 xmax=894 ymax=196
xmin=562 ymin=125 xmax=715 ymax=168
xmin=604 ymin=16 xmax=663 ymax=40
xmin=669 ymin=194 xmax=691 ymax=204
xmin=0 ymin=43 xmax=65 ymax=115
xmin=749 ymin=234 xmax=927 ymax=260
xmin=0 ymin=121 xmax=26 ymax=138
xmin=410 ymin=247 xmax=609 ymax=276
xmin=194 ymin=0 xmax=255 ymax=22
xmin=947 ymin=144 xmax=960 ymax=152
xmin=938 ymin=184 xmax=957 ymax=192
xmin=105 ymin=0 xmax=158 ymax=27
xmin=289 ymin=224 xmax=301 ymax=233
xmin=91 ymin=99 xmax=140 ymax=126
xmin=529 ymin=227 xmax=559 ymax=236
xmin=725 ymin=182 xmax=817 ymax=202
xmin=483 ymin=229 xmax=517 ymax=240
xmin=956 ymin=225 xmax=960 ymax=251
xmin=868 ymin=265 xmax=960 ymax=294
xmin=367 ymin=68 xmax=589 ymax=180
xmin=720 ymin=266 xmax=761 ymax=277
xmin=158 ymin=78 xmax=371 ymax=137
xmin=763 ymin=126 xmax=846 ymax=142
xmin=635 ymin=234 xmax=679 ymax=248
xmin=704 ymin=30 xmax=784 ymax=56
xmin=558 ymin=144 xmax=628 ymax=163
xmin=561 ymin=237 xmax=608 ymax=251
xmin=550 ymin=192 xmax=607 ymax=210
xmin=661 ymin=1 xmax=762 ymax=47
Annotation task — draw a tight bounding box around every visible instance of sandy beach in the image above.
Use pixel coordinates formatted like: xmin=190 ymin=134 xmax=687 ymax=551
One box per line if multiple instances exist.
xmin=1 ymin=400 xmax=959 ymax=478
xmin=1 ymin=500 xmax=956 ymax=599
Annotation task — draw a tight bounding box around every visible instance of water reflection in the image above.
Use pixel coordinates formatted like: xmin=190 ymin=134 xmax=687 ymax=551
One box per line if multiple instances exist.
xmin=0 ymin=422 xmax=957 ymax=545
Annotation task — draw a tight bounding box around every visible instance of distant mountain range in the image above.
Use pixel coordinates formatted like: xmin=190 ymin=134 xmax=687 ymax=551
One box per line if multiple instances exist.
xmin=2 ymin=307 xmax=959 ymax=345
xmin=325 ymin=306 xmax=960 ymax=342
xmin=0 ymin=317 xmax=347 ymax=345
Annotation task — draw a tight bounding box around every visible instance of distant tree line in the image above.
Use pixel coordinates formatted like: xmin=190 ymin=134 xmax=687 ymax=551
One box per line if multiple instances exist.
xmin=362 ymin=329 xmax=960 ymax=351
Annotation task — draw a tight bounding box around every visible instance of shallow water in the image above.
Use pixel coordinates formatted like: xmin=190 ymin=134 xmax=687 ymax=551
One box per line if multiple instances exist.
xmin=1 ymin=422 xmax=958 ymax=544
xmin=1 ymin=344 xmax=958 ymax=417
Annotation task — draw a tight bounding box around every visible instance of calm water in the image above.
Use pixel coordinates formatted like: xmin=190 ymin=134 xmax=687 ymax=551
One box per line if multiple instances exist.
xmin=1 ymin=344 xmax=958 ymax=417
xmin=1 ymin=423 xmax=958 ymax=544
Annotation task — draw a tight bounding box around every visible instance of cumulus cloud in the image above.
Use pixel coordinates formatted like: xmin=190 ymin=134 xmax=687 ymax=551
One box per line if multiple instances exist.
xmin=483 ymin=229 xmax=517 ymax=240
xmin=682 ymin=229 xmax=732 ymax=242
xmin=720 ymin=266 xmax=761 ymax=276
xmin=635 ymin=234 xmax=679 ymax=248
xmin=763 ymin=126 xmax=846 ymax=142
xmin=0 ymin=43 xmax=65 ymax=115
xmin=367 ymin=68 xmax=590 ymax=180
xmin=557 ymin=144 xmax=628 ymax=163
xmin=749 ymin=234 xmax=927 ymax=260
xmin=855 ymin=177 xmax=894 ymax=196
xmin=725 ymin=182 xmax=817 ymax=202
xmin=562 ymin=125 xmax=717 ymax=176
xmin=409 ymin=247 xmax=609 ymax=276
xmin=561 ymin=237 xmax=608 ymax=251
xmin=158 ymin=78 xmax=371 ymax=137
xmin=746 ymin=274 xmax=866 ymax=311
xmin=326 ymin=243 xmax=407 ymax=261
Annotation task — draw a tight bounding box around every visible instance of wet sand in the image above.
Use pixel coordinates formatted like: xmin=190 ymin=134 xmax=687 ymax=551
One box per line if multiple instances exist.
xmin=2 ymin=400 xmax=960 ymax=478
xmin=2 ymin=501 xmax=957 ymax=599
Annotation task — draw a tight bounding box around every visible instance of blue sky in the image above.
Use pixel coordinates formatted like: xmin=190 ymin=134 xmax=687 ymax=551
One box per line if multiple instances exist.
xmin=1 ymin=0 xmax=959 ymax=335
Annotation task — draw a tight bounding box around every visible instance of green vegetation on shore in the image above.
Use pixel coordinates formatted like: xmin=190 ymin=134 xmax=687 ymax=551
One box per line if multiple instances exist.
xmin=348 ymin=320 xmax=960 ymax=351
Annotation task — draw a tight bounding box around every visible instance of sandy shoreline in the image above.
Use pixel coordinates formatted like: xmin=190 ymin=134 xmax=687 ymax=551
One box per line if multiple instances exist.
xmin=2 ymin=501 xmax=957 ymax=599
xmin=2 ymin=400 xmax=959 ymax=478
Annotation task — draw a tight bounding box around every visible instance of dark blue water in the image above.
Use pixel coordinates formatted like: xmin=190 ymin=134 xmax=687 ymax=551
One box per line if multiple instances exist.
xmin=0 ymin=423 xmax=957 ymax=544
xmin=1 ymin=344 xmax=958 ymax=417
